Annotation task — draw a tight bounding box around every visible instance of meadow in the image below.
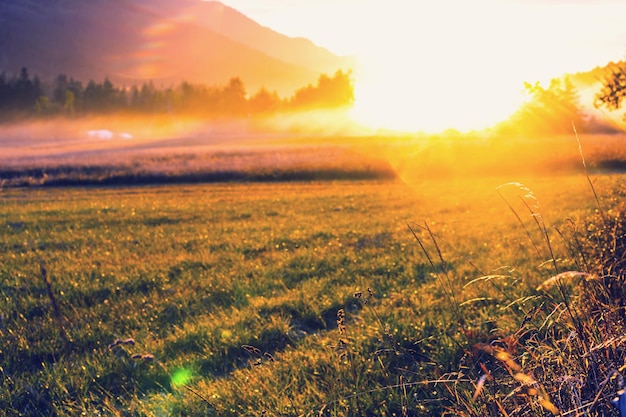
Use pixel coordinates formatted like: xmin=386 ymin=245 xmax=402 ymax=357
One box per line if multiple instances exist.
xmin=1 ymin=128 xmax=625 ymax=416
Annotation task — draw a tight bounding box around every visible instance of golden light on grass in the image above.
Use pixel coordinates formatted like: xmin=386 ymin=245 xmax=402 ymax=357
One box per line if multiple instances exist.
xmin=479 ymin=345 xmax=561 ymax=416
xmin=536 ymin=271 xmax=592 ymax=292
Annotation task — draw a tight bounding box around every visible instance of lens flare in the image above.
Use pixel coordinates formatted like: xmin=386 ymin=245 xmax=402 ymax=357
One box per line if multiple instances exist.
xmin=171 ymin=368 xmax=192 ymax=387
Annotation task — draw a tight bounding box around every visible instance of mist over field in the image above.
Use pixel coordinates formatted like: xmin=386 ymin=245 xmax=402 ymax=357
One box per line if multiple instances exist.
xmin=0 ymin=113 xmax=393 ymax=187
xmin=1 ymin=111 xmax=625 ymax=189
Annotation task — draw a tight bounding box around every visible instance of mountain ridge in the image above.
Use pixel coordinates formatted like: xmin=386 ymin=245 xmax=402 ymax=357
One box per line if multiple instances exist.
xmin=0 ymin=0 xmax=353 ymax=95
xmin=196 ymin=1 xmax=354 ymax=75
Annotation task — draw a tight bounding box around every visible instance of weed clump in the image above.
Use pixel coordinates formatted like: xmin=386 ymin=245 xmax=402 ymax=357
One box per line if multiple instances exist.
xmin=450 ymin=194 xmax=626 ymax=416
xmin=316 ymin=178 xmax=626 ymax=416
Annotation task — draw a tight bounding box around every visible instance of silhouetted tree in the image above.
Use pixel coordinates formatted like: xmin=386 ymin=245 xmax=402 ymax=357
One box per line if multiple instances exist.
xmin=595 ymin=61 xmax=626 ymax=116
xmin=51 ymin=74 xmax=83 ymax=113
xmin=0 ymin=67 xmax=43 ymax=114
xmin=101 ymin=78 xmax=116 ymax=110
xmin=173 ymin=82 xmax=217 ymax=115
xmin=34 ymin=95 xmax=50 ymax=114
xmin=249 ymin=87 xmax=281 ymax=114
xmin=0 ymin=72 xmax=8 ymax=110
xmin=64 ymin=90 xmax=75 ymax=114
xmin=500 ymin=77 xmax=585 ymax=134
xmin=290 ymin=70 xmax=354 ymax=109
xmin=16 ymin=67 xmax=32 ymax=103
xmin=82 ymin=78 xmax=125 ymax=112
xmin=220 ymin=77 xmax=247 ymax=115
xmin=131 ymin=82 xmax=156 ymax=111
xmin=53 ymin=74 xmax=69 ymax=104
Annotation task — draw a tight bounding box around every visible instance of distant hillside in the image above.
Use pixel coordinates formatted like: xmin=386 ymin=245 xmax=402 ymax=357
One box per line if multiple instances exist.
xmin=0 ymin=0 xmax=353 ymax=95
xmin=182 ymin=1 xmax=356 ymax=77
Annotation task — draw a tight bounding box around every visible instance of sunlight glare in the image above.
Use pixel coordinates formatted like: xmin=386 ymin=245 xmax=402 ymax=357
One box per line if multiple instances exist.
xmin=344 ymin=1 xmax=536 ymax=133
xmin=349 ymin=55 xmax=528 ymax=133
xmin=351 ymin=63 xmax=525 ymax=133
xmin=327 ymin=0 xmax=626 ymax=133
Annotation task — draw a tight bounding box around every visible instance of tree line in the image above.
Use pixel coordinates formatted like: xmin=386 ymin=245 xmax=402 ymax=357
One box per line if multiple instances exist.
xmin=3 ymin=61 xmax=626 ymax=133
xmin=0 ymin=68 xmax=354 ymax=119
xmin=495 ymin=77 xmax=588 ymax=134
xmin=495 ymin=65 xmax=626 ymax=135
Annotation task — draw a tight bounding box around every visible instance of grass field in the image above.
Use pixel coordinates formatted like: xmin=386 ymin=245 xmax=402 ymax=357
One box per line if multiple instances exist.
xmin=1 ymin=170 xmax=624 ymax=415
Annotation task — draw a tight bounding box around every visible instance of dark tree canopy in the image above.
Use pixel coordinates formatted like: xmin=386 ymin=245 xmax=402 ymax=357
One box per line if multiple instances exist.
xmin=595 ymin=61 xmax=626 ymax=114
xmin=0 ymin=67 xmax=43 ymax=112
xmin=0 ymin=67 xmax=355 ymax=120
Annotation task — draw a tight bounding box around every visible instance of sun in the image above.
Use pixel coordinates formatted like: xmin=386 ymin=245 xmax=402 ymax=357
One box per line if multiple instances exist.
xmin=348 ymin=59 xmax=528 ymax=133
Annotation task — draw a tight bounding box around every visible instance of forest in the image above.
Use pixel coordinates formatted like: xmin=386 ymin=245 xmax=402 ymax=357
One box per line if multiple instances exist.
xmin=2 ymin=61 xmax=626 ymax=136
xmin=0 ymin=68 xmax=354 ymax=119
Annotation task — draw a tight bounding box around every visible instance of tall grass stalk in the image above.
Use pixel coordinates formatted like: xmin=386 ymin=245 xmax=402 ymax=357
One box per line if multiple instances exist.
xmin=453 ymin=132 xmax=625 ymax=415
xmin=573 ymin=122 xmax=605 ymax=220
xmin=406 ymin=221 xmax=464 ymax=331
xmin=39 ymin=260 xmax=69 ymax=346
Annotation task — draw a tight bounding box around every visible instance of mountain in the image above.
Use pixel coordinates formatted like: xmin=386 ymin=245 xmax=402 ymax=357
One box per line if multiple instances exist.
xmin=0 ymin=0 xmax=354 ymax=95
xmin=195 ymin=1 xmax=353 ymax=76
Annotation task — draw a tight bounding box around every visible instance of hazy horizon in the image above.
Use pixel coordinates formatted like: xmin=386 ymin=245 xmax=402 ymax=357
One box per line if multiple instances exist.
xmin=219 ymin=0 xmax=626 ymax=131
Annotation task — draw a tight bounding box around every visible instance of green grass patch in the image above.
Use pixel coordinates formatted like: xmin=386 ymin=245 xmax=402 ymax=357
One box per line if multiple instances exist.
xmin=0 ymin=175 xmax=624 ymax=415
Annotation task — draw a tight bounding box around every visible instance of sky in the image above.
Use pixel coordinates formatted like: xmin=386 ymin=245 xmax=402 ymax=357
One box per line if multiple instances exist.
xmin=218 ymin=0 xmax=626 ymax=131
